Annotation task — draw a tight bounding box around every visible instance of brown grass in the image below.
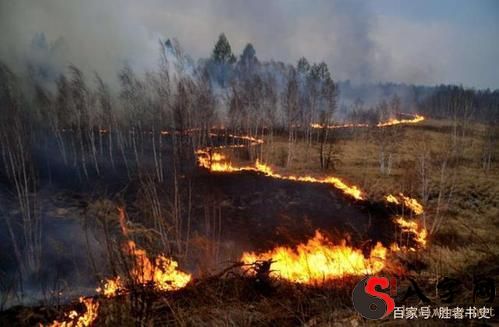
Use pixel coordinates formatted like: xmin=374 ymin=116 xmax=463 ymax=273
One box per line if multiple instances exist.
xmin=261 ymin=119 xmax=499 ymax=277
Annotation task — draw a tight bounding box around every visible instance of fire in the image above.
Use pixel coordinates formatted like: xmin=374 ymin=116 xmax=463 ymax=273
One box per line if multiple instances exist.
xmin=197 ymin=115 xmax=425 ymax=201
xmin=123 ymin=240 xmax=192 ymax=291
xmin=376 ymin=114 xmax=425 ymax=127
xmin=385 ymin=194 xmax=399 ymax=204
xmin=197 ymin=149 xmax=364 ymax=200
xmin=96 ymin=276 xmax=123 ymax=298
xmin=45 ymin=113 xmax=427 ymax=325
xmin=97 ymin=208 xmax=191 ymax=297
xmin=46 ymin=297 xmax=99 ymax=327
xmin=240 ymin=218 xmax=428 ymax=284
xmin=310 ymin=122 xmax=369 ymax=129
xmin=385 ymin=193 xmax=424 ymax=215
xmin=311 ymin=113 xmax=424 ymax=129
xmin=395 ymin=216 xmax=428 ymax=248
xmin=254 ymin=161 xmax=364 ymax=200
xmin=118 ymin=207 xmax=129 ymax=236
xmin=241 ymin=231 xmax=387 ymax=284
xmin=97 ymin=243 xmax=191 ymax=297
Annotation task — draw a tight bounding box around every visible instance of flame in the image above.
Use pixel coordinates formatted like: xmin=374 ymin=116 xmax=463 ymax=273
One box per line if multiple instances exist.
xmin=311 ymin=113 xmax=424 ymax=129
xmin=118 ymin=207 xmax=129 ymax=236
xmin=376 ymin=114 xmax=425 ymax=127
xmin=310 ymin=123 xmax=369 ymax=129
xmin=124 ymin=240 xmax=192 ymax=291
xmin=46 ymin=297 xmax=99 ymax=327
xmin=46 ymin=113 xmax=427 ymax=324
xmin=96 ymin=276 xmax=123 ymax=298
xmin=241 ymin=216 xmax=429 ymax=284
xmin=97 ymin=241 xmax=191 ymax=297
xmin=395 ymin=216 xmax=428 ymax=248
xmin=196 ymin=149 xmax=364 ymax=200
xmin=385 ymin=194 xmax=399 ymax=204
xmin=196 ymin=116 xmax=426 ymax=201
xmin=241 ymin=231 xmax=387 ymax=284
xmin=385 ymin=193 xmax=424 ymax=215
xmin=97 ymin=208 xmax=191 ymax=297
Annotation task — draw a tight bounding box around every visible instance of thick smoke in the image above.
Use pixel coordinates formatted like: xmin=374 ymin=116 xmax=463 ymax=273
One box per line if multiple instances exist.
xmin=0 ymin=0 xmax=497 ymax=90
xmin=0 ymin=0 xmax=161 ymax=85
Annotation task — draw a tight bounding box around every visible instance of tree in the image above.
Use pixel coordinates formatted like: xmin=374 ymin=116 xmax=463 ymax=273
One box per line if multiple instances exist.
xmin=372 ymin=100 xmax=401 ymax=175
xmin=283 ymin=68 xmax=300 ymax=167
xmin=318 ymin=74 xmax=338 ymax=170
xmin=297 ymin=57 xmax=310 ymax=75
xmin=212 ymin=33 xmax=236 ymax=64
xmin=195 ymin=69 xmax=216 ymax=145
xmin=239 ymin=43 xmax=257 ymax=66
xmin=237 ymin=43 xmax=258 ymax=77
xmin=210 ymin=33 xmax=236 ymax=87
xmin=0 ymin=62 xmax=42 ymax=282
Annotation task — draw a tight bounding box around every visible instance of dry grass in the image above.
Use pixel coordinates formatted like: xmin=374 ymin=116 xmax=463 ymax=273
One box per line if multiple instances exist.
xmin=2 ymin=118 xmax=497 ymax=326
xmin=261 ymin=119 xmax=499 ymax=278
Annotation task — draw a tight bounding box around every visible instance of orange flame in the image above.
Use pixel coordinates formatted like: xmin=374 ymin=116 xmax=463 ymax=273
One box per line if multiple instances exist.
xmin=376 ymin=114 xmax=425 ymax=127
xmin=124 ymin=240 xmax=192 ymax=291
xmin=310 ymin=122 xmax=369 ymax=129
xmin=96 ymin=276 xmax=123 ymax=298
xmin=196 ymin=149 xmax=364 ymax=200
xmin=97 ymin=241 xmax=191 ymax=297
xmin=118 ymin=207 xmax=129 ymax=236
xmin=46 ymin=297 xmax=99 ymax=327
xmin=241 ymin=231 xmax=387 ymax=284
xmin=311 ymin=113 xmax=424 ymax=129
xmin=97 ymin=208 xmax=191 ymax=297
xmin=395 ymin=216 xmax=428 ymax=249
xmin=385 ymin=193 xmax=424 ymax=215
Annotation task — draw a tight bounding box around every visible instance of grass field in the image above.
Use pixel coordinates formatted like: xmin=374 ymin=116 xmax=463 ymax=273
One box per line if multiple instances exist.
xmin=262 ymin=118 xmax=499 ymax=278
xmin=2 ymin=118 xmax=497 ymax=326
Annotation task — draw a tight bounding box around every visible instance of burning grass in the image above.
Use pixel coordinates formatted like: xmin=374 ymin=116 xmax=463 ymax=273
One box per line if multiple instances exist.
xmin=241 ymin=230 xmax=388 ymax=283
xmin=195 ymin=150 xmax=364 ymax=200
xmin=97 ymin=240 xmax=191 ymax=297
xmin=33 ymin=272 xmax=370 ymax=326
xmin=265 ymin=117 xmax=499 ymax=277
xmin=4 ymin=116 xmax=497 ymax=326
xmin=45 ymin=297 xmax=99 ymax=327
xmin=310 ymin=113 xmax=424 ymax=129
xmin=97 ymin=208 xmax=192 ymax=298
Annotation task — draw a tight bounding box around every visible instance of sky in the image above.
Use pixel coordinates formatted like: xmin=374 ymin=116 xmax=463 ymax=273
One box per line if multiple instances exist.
xmin=0 ymin=0 xmax=498 ymax=89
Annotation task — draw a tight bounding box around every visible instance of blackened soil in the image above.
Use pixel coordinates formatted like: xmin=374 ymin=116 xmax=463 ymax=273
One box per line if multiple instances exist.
xmin=192 ymin=170 xmax=399 ymax=254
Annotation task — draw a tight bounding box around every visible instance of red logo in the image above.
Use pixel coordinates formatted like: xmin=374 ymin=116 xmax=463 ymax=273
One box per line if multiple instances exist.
xmin=352 ymin=276 xmax=397 ymax=319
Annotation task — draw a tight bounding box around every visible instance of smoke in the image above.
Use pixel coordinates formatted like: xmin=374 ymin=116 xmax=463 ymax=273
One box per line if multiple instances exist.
xmin=125 ymin=0 xmax=379 ymax=82
xmin=0 ymin=0 xmax=161 ymax=85
xmin=0 ymin=0 xmax=497 ymax=88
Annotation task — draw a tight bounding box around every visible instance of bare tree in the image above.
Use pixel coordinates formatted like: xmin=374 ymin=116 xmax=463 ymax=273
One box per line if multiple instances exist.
xmin=282 ymin=68 xmax=300 ymax=168
xmin=318 ymin=71 xmax=338 ymax=170
xmin=0 ymin=63 xmax=42 ymax=283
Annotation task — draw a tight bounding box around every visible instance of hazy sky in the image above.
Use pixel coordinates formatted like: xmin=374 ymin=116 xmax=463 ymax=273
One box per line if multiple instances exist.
xmin=1 ymin=0 xmax=498 ymax=88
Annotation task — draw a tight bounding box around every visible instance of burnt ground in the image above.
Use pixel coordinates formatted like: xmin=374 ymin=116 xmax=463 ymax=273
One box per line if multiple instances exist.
xmin=0 ymin=135 xmax=411 ymax=324
xmin=0 ymin=166 xmax=403 ymax=309
xmin=192 ymin=170 xmax=399 ymax=255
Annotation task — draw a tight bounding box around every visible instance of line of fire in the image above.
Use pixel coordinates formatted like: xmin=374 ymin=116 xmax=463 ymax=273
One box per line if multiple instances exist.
xmin=1 ymin=10 xmax=498 ymax=326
